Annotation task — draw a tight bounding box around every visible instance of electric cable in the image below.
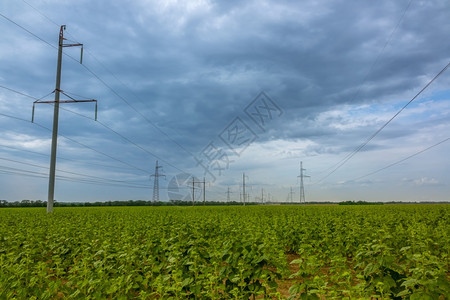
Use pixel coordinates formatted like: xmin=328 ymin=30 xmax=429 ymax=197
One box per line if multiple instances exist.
xmin=314 ymin=60 xmax=450 ymax=184
xmin=309 ymin=0 xmax=413 ymax=177
xmin=1 ymin=13 xmax=191 ymax=174
xmin=38 ymin=90 xmax=187 ymax=174
xmin=0 ymin=12 xmax=56 ymax=50
xmin=0 ymin=143 xmax=136 ymax=171
xmin=0 ymin=156 xmax=149 ymax=186
xmin=1 ymin=84 xmax=184 ymax=174
xmin=0 ymin=165 xmax=152 ymax=189
xmin=21 ymin=0 xmax=60 ymax=27
xmin=347 ymin=137 xmax=450 ymax=182
xmin=0 ymin=111 xmax=150 ymax=174
xmin=13 ymin=2 xmax=199 ymax=167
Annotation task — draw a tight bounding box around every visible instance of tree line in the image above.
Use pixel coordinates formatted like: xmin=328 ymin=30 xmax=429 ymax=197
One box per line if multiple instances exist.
xmin=0 ymin=199 xmax=446 ymax=208
xmin=0 ymin=199 xmax=259 ymax=207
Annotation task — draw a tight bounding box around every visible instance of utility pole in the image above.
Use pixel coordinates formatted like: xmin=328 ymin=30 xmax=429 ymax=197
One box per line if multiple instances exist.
xmin=202 ymin=177 xmax=206 ymax=205
xmin=191 ymin=177 xmax=205 ymax=206
xmin=242 ymin=172 xmax=250 ymax=206
xmin=150 ymin=160 xmax=165 ymax=202
xmin=226 ymin=187 xmax=232 ymax=202
xmin=261 ymin=188 xmax=264 ymax=204
xmin=47 ymin=26 xmax=65 ymax=214
xmin=192 ymin=177 xmax=195 ymax=206
xmin=33 ymin=25 xmax=96 ymax=213
xmin=243 ymin=173 xmax=246 ymax=205
xmin=288 ymin=186 xmax=295 ymax=203
xmin=298 ymin=161 xmax=310 ymax=204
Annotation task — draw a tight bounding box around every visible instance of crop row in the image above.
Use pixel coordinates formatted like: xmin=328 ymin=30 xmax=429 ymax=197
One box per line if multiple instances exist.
xmin=0 ymin=205 xmax=448 ymax=299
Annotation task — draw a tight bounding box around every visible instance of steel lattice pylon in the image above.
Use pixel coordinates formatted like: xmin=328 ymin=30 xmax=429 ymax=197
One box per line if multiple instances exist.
xmin=151 ymin=160 xmax=165 ymax=202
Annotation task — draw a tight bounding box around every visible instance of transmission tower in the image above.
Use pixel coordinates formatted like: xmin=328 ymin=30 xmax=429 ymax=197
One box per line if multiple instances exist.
xmin=288 ymin=186 xmax=295 ymax=203
xmin=151 ymin=160 xmax=165 ymax=202
xmin=202 ymin=178 xmax=206 ymax=205
xmin=298 ymin=161 xmax=310 ymax=204
xmin=32 ymin=25 xmax=96 ymax=213
xmin=242 ymin=172 xmax=250 ymax=205
xmin=191 ymin=177 xmax=206 ymax=205
xmin=226 ymin=187 xmax=233 ymax=202
xmin=243 ymin=173 xmax=246 ymax=205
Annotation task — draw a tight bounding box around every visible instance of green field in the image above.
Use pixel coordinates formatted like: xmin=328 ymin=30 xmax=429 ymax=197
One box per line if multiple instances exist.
xmin=0 ymin=205 xmax=448 ymax=299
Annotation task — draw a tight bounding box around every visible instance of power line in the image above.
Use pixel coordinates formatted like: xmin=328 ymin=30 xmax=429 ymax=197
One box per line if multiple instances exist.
xmin=314 ymin=60 xmax=450 ymax=184
xmin=79 ymin=49 xmax=197 ymax=159
xmin=0 ymin=164 xmax=152 ymax=189
xmin=306 ymin=0 xmax=413 ymax=182
xmin=21 ymin=0 xmax=60 ymax=27
xmin=7 ymin=4 xmax=199 ymax=171
xmin=95 ymin=119 xmax=186 ymax=173
xmin=16 ymin=1 xmax=198 ymax=163
xmin=16 ymin=0 xmax=418 ymax=185
xmin=0 ymin=12 xmax=56 ymax=50
xmin=0 ymin=162 xmax=181 ymax=189
xmin=6 ymin=4 xmax=449 ymax=197
xmin=76 ymin=57 xmax=196 ymax=173
xmin=0 ymin=109 xmax=196 ymax=198
xmin=54 ymin=102 xmax=186 ymax=173
xmin=0 ymin=85 xmax=43 ymax=100
xmin=0 ymin=111 xmax=150 ymax=174
xmin=1 ymin=83 xmax=186 ymax=174
xmin=0 ymin=13 xmax=81 ymax=66
xmin=1 ymin=12 xmax=191 ymax=174
xmin=0 ymin=154 xmax=154 ymax=189
xmin=347 ymin=0 xmax=413 ymax=106
xmin=60 ymin=103 xmax=186 ymax=173
xmin=0 ymin=143 xmax=136 ymax=170
xmin=0 ymin=156 xmax=149 ymax=186
xmin=347 ymin=137 xmax=450 ymax=182
xmin=0 ymin=111 xmax=32 ymax=123
xmin=0 ymin=165 xmax=48 ymax=179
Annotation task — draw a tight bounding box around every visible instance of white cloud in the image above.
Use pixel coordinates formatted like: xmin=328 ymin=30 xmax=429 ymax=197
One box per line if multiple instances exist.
xmin=0 ymin=132 xmax=50 ymax=152
xmin=413 ymin=177 xmax=440 ymax=186
xmin=1 ymin=0 xmax=449 ymax=202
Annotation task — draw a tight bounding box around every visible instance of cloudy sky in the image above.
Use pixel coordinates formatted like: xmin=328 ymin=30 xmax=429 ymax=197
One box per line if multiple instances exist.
xmin=1 ymin=0 xmax=449 ymax=203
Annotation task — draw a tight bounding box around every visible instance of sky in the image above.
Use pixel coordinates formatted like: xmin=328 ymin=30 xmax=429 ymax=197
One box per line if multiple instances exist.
xmin=1 ymin=0 xmax=449 ymax=203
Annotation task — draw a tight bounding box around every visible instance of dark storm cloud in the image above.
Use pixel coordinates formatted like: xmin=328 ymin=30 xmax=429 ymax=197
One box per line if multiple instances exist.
xmin=1 ymin=0 xmax=449 ymax=202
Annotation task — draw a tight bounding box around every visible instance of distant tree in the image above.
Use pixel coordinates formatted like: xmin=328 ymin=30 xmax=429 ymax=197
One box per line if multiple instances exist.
xmin=339 ymin=200 xmax=383 ymax=205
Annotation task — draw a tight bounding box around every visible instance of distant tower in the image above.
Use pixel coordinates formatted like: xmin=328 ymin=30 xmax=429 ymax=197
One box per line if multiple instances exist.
xmin=243 ymin=172 xmax=246 ymax=205
xmin=288 ymin=186 xmax=295 ymax=203
xmin=151 ymin=160 xmax=165 ymax=202
xmin=298 ymin=161 xmax=310 ymax=204
xmin=226 ymin=187 xmax=232 ymax=202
